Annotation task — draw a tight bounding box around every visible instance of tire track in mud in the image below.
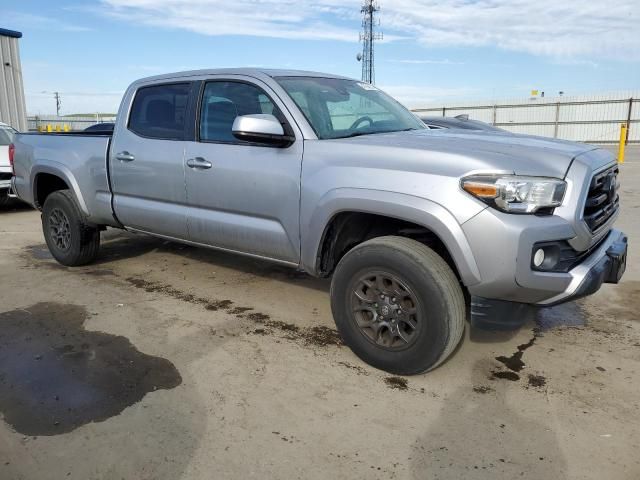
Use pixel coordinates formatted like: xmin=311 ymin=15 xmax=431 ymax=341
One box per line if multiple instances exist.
xmin=22 ymin=244 xmax=343 ymax=349
xmin=122 ymin=277 xmax=343 ymax=348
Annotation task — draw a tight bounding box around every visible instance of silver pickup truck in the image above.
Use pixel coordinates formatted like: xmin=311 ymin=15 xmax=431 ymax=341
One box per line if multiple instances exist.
xmin=11 ymin=69 xmax=628 ymax=374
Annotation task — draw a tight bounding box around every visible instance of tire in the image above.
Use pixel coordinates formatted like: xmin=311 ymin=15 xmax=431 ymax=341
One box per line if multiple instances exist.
xmin=330 ymin=236 xmax=465 ymax=375
xmin=42 ymin=190 xmax=100 ymax=266
xmin=0 ymin=191 xmax=10 ymax=208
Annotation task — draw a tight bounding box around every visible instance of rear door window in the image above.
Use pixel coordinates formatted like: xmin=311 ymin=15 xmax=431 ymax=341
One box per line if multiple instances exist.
xmin=128 ymin=83 xmax=191 ymax=140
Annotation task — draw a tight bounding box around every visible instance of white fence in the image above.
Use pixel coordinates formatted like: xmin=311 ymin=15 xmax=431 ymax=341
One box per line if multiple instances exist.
xmin=413 ymin=91 xmax=639 ymax=144
xmin=27 ymin=114 xmax=116 ymax=132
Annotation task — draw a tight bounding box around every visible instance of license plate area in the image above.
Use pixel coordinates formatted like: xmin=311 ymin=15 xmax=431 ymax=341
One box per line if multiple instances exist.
xmin=605 ymin=238 xmax=628 ymax=284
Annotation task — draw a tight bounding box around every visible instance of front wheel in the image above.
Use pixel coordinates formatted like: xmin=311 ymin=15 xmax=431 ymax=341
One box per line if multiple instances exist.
xmin=42 ymin=190 xmax=100 ymax=266
xmin=330 ymin=236 xmax=465 ymax=375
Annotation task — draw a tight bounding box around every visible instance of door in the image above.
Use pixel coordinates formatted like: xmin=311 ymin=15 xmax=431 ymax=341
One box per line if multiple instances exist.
xmin=110 ymin=82 xmax=192 ymax=238
xmin=183 ymin=78 xmax=303 ymax=264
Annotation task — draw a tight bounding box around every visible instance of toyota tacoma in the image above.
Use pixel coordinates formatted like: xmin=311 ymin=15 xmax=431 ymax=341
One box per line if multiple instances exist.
xmin=10 ymin=69 xmax=628 ymax=374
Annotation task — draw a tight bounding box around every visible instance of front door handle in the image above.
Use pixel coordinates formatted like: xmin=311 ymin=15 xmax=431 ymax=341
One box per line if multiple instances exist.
xmin=186 ymin=157 xmax=213 ymax=169
xmin=115 ymin=151 xmax=135 ymax=162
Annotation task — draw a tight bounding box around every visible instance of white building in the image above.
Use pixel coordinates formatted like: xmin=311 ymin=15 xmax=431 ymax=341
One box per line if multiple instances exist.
xmin=0 ymin=28 xmax=28 ymax=131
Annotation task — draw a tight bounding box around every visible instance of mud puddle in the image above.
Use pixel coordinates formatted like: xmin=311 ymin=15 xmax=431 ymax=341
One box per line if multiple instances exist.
xmin=527 ymin=374 xmax=547 ymax=388
xmin=536 ymin=303 xmax=586 ymax=330
xmin=0 ymin=303 xmax=181 ymax=436
xmin=495 ymin=335 xmax=537 ymax=373
xmin=384 ymin=377 xmax=409 ymax=390
xmin=491 ymin=371 xmax=520 ymax=381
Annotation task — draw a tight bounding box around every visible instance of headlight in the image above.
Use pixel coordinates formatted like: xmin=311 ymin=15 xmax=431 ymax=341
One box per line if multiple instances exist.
xmin=461 ymin=175 xmax=566 ymax=213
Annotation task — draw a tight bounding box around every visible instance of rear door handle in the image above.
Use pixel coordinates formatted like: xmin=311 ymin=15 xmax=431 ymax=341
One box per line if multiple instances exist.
xmin=186 ymin=157 xmax=212 ymax=169
xmin=115 ymin=151 xmax=135 ymax=162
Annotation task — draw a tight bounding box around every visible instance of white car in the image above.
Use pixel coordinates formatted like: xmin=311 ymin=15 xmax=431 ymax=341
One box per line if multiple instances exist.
xmin=0 ymin=122 xmax=17 ymax=207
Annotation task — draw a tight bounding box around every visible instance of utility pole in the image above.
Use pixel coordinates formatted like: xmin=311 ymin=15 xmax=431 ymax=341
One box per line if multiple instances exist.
xmin=54 ymin=92 xmax=61 ymax=116
xmin=358 ymin=1 xmax=382 ymax=84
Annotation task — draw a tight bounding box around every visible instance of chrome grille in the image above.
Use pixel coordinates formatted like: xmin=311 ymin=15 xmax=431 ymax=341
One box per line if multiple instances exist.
xmin=583 ymin=165 xmax=619 ymax=232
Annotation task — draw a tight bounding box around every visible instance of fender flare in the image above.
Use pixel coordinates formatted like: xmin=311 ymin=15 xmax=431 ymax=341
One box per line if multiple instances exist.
xmin=301 ymin=188 xmax=482 ymax=286
xmin=31 ymin=161 xmax=90 ymax=215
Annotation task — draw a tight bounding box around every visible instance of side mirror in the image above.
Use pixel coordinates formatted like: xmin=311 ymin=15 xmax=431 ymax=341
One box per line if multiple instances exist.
xmin=232 ymin=114 xmax=294 ymax=147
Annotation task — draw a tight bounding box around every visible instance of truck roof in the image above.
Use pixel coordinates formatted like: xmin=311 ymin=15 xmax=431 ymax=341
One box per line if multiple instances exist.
xmin=134 ymin=68 xmax=351 ymax=85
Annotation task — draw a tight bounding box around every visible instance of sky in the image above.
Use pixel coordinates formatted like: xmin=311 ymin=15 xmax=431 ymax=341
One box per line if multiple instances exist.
xmin=3 ymin=0 xmax=639 ymax=115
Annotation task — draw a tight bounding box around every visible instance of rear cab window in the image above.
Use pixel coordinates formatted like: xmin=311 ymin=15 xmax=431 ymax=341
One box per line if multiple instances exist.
xmin=0 ymin=127 xmax=15 ymax=145
xmin=128 ymin=83 xmax=191 ymax=140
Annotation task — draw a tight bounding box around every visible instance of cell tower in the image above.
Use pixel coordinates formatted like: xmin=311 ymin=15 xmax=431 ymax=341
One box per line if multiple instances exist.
xmin=358 ymin=0 xmax=382 ymax=84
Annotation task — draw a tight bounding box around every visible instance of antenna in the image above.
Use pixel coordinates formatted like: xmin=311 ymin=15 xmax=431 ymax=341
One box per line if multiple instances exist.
xmin=358 ymin=1 xmax=383 ymax=84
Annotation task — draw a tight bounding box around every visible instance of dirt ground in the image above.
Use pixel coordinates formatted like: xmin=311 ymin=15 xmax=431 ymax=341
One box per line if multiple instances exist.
xmin=0 ymin=149 xmax=638 ymax=480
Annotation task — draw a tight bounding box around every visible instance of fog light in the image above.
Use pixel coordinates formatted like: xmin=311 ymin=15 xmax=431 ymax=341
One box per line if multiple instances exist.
xmin=533 ymin=248 xmax=545 ymax=267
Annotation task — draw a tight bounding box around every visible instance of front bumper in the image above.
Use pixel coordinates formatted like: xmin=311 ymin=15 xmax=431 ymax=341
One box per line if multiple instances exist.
xmin=537 ymin=229 xmax=627 ymax=306
xmin=470 ymin=229 xmax=627 ymax=330
xmin=462 ymin=192 xmax=625 ymax=302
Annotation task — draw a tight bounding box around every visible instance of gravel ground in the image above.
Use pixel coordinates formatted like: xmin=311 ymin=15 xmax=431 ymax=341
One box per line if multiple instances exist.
xmin=0 ymin=148 xmax=638 ymax=480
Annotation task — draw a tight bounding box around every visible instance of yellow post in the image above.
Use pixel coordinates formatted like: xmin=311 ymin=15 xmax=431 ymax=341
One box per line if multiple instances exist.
xmin=63 ymin=124 xmax=69 ymax=132
xmin=46 ymin=124 xmax=52 ymax=133
xmin=618 ymin=124 xmax=627 ymax=163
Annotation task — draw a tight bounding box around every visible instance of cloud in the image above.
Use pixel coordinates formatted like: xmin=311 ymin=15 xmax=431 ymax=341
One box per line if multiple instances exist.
xmin=381 ymin=0 xmax=639 ymax=61
xmin=93 ymin=0 xmax=639 ymax=61
xmin=97 ymin=0 xmax=357 ymax=41
xmin=3 ymin=12 xmax=91 ymax=32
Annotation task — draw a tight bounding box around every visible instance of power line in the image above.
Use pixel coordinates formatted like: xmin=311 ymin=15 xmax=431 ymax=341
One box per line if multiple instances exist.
xmin=54 ymin=92 xmax=61 ymax=116
xmin=41 ymin=91 xmax=62 ymax=115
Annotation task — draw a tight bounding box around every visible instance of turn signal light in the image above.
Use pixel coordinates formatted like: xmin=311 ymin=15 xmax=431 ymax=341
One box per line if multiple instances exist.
xmin=462 ymin=181 xmax=498 ymax=198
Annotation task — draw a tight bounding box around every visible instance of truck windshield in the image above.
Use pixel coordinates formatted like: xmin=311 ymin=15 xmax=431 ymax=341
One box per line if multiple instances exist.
xmin=0 ymin=127 xmax=15 ymax=146
xmin=276 ymin=77 xmax=425 ymax=140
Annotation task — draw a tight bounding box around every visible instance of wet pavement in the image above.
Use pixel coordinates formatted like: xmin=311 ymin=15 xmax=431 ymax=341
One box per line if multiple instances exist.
xmin=0 ymin=303 xmax=181 ymax=436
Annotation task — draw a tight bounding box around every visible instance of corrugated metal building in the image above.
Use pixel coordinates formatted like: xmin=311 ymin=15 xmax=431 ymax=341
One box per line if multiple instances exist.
xmin=413 ymin=91 xmax=639 ymax=145
xmin=0 ymin=28 xmax=28 ymax=132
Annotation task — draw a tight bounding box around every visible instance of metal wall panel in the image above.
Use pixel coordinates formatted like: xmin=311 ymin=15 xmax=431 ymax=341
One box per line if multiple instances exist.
xmin=0 ymin=33 xmax=28 ymax=131
xmin=413 ymin=92 xmax=639 ymax=144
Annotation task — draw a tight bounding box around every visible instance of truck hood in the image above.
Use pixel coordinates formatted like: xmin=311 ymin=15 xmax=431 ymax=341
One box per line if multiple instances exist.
xmin=334 ymin=129 xmax=611 ymax=178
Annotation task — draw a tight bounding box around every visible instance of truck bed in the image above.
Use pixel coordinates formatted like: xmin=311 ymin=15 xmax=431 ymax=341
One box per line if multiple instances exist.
xmin=12 ymin=132 xmax=116 ymax=226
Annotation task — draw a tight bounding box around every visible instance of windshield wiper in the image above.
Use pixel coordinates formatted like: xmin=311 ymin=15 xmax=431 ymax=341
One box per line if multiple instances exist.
xmin=335 ymin=127 xmax=421 ymax=140
xmin=338 ymin=131 xmax=375 ymax=139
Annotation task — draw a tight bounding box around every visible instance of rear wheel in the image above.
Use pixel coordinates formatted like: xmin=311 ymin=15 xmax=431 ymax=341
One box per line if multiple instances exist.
xmin=42 ymin=190 xmax=100 ymax=266
xmin=0 ymin=191 xmax=10 ymax=208
xmin=330 ymin=236 xmax=465 ymax=375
